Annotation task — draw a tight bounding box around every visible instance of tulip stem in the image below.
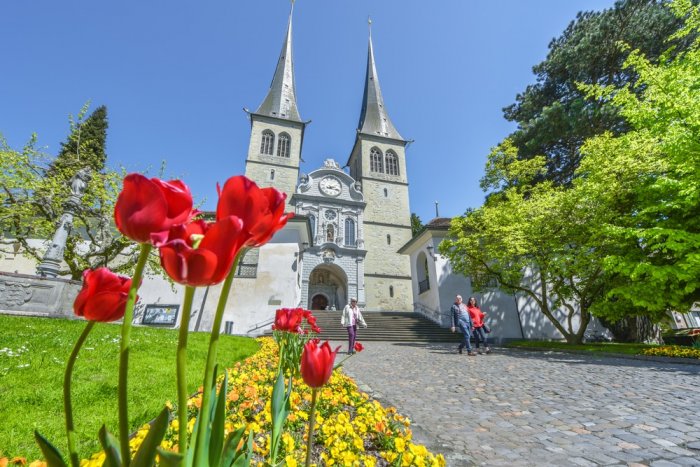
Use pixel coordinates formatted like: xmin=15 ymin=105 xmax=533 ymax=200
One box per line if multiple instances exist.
xmin=305 ymin=388 xmax=319 ymax=467
xmin=64 ymin=320 xmax=96 ymax=467
xmin=176 ymin=286 xmax=196 ymax=456
xmin=193 ymin=250 xmax=243 ymax=465
xmin=118 ymin=242 xmax=152 ymax=465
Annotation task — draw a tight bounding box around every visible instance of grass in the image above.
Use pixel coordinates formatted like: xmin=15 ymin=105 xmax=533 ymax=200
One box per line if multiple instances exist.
xmin=504 ymin=340 xmax=656 ymax=355
xmin=0 ymin=314 xmax=259 ymax=460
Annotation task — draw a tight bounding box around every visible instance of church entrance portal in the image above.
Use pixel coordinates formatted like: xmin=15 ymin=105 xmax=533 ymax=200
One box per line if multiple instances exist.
xmin=307 ymin=264 xmax=347 ymax=311
xmin=311 ymin=294 xmax=329 ymax=311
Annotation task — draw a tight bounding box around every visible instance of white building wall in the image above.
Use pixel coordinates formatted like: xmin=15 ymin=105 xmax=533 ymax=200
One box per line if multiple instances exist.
xmin=197 ymin=243 xmax=302 ymax=336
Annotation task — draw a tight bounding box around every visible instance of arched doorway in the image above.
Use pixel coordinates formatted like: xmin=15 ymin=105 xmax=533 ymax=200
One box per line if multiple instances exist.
xmin=307 ymin=264 xmax=348 ymax=310
xmin=311 ymin=294 xmax=329 ymax=310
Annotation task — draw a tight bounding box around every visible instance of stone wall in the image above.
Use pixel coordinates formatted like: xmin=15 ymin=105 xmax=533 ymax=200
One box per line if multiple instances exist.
xmin=0 ymin=271 xmax=81 ymax=319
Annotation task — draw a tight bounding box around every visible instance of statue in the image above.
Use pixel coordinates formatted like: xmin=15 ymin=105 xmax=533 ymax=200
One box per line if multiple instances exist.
xmin=70 ymin=168 xmax=91 ymax=197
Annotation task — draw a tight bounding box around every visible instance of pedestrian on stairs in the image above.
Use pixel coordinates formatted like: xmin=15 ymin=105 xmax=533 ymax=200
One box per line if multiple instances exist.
xmin=468 ymin=297 xmax=491 ymax=354
xmin=451 ymin=295 xmax=476 ymax=355
xmin=341 ymin=298 xmax=367 ymax=354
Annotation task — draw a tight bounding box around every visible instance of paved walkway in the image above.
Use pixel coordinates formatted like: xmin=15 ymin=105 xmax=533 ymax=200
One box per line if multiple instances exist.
xmin=338 ymin=342 xmax=700 ymax=467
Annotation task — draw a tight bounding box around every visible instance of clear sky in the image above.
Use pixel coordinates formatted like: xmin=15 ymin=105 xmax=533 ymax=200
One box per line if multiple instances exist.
xmin=1 ymin=0 xmax=616 ymax=223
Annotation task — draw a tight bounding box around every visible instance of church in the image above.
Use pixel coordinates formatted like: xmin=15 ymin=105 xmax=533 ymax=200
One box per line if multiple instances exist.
xmin=240 ymin=8 xmax=413 ymax=313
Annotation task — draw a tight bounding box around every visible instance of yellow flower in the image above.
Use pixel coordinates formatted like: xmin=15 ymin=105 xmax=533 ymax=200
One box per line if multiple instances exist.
xmin=395 ymin=437 xmax=406 ymax=452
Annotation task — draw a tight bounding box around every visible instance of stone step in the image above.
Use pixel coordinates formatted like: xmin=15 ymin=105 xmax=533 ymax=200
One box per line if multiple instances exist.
xmin=265 ymin=310 xmax=462 ymax=342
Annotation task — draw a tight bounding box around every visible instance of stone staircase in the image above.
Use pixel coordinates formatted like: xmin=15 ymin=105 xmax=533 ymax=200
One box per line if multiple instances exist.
xmin=284 ymin=311 xmax=462 ymax=343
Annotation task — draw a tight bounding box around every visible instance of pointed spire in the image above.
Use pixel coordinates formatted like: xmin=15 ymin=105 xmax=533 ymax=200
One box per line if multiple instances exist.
xmin=357 ymin=19 xmax=403 ymax=140
xmin=255 ymin=1 xmax=302 ymax=121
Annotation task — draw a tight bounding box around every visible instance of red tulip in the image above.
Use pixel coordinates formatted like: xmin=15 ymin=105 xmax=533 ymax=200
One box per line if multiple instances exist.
xmin=353 ymin=342 xmax=364 ymax=353
xmin=114 ymin=173 xmax=194 ymax=243
xmin=272 ymin=308 xmax=305 ymax=332
xmin=216 ymin=176 xmax=293 ymax=247
xmin=300 ymin=340 xmax=340 ymax=388
xmin=73 ymin=268 xmax=133 ymax=322
xmin=158 ymin=216 xmax=244 ymax=286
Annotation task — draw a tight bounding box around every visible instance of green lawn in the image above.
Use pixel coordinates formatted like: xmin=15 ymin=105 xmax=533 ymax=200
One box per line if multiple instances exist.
xmin=0 ymin=315 xmax=259 ymax=460
xmin=504 ymin=340 xmax=655 ymax=355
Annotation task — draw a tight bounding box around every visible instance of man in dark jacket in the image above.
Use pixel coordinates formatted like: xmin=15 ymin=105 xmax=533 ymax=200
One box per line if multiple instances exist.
xmin=451 ymin=295 xmax=476 ymax=355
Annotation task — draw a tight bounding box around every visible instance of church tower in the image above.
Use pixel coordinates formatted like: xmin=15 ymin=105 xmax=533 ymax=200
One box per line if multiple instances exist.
xmin=244 ymin=3 xmax=305 ymax=202
xmin=346 ymin=26 xmax=413 ymax=311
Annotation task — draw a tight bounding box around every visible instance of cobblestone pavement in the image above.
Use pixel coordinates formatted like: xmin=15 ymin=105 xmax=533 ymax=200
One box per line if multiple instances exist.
xmin=337 ymin=342 xmax=700 ymax=467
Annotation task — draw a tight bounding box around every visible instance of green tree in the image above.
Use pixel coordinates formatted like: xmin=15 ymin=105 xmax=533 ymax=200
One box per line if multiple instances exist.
xmin=1 ymin=105 xmax=158 ymax=280
xmin=410 ymin=213 xmax=423 ymax=237
xmin=574 ymin=0 xmax=700 ymax=316
xmin=498 ymin=0 xmax=693 ymax=189
xmin=441 ymin=148 xmax=611 ymax=344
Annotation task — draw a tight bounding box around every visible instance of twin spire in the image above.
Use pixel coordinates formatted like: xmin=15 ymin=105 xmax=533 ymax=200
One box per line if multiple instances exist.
xmin=255 ymin=2 xmax=301 ymax=121
xmin=255 ymin=7 xmax=403 ymax=141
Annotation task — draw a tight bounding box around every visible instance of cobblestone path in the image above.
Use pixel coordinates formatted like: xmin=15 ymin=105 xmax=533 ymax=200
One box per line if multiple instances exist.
xmin=338 ymin=342 xmax=700 ymax=467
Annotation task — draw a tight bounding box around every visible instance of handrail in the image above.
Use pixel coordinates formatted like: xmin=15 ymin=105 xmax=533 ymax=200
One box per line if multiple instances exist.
xmin=246 ymin=318 xmax=274 ymax=335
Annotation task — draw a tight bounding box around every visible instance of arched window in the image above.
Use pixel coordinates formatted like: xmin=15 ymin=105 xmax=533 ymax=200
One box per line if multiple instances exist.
xmin=344 ymin=218 xmax=356 ymax=246
xmin=277 ymin=132 xmax=290 ymax=158
xmin=384 ymin=188 xmax=388 ymax=197
xmin=370 ymin=147 xmax=384 ymax=173
xmin=416 ymin=252 xmax=430 ymax=293
xmin=385 ymin=150 xmax=399 ymax=176
xmin=387 ymin=234 xmax=391 ymax=245
xmin=269 ymin=169 xmax=275 ymax=181
xmin=389 ymin=285 xmax=394 ymax=297
xmin=326 ymin=224 xmax=335 ymax=243
xmin=260 ymin=130 xmax=275 ymax=155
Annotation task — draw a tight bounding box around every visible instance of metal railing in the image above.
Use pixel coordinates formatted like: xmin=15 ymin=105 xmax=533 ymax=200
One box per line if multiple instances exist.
xmin=418 ymin=279 xmax=430 ymax=294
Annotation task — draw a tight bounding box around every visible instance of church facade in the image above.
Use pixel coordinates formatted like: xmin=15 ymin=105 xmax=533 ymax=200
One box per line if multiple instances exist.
xmin=243 ymin=8 xmax=413 ymax=312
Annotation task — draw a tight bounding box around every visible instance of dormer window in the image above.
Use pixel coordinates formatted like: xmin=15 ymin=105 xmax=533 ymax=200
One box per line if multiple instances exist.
xmin=260 ymin=130 xmax=275 ymax=155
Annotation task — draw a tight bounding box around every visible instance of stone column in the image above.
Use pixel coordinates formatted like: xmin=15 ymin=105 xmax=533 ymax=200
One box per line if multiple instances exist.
xmin=37 ymin=168 xmax=91 ymax=278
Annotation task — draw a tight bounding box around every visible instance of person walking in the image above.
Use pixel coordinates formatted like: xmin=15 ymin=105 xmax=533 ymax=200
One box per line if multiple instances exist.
xmin=451 ymin=295 xmax=476 ymax=355
xmin=341 ymin=298 xmax=367 ymax=354
xmin=468 ymin=297 xmax=491 ymax=354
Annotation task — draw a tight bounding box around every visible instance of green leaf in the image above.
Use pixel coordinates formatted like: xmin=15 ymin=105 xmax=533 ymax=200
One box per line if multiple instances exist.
xmin=209 ymin=370 xmax=229 ymax=466
xmin=191 ymin=366 xmax=220 ymax=466
xmin=220 ymin=426 xmax=246 ymax=466
xmin=231 ymin=431 xmax=254 ymax=467
xmin=156 ymin=447 xmax=185 ymax=467
xmin=34 ymin=430 xmax=67 ymax=467
xmin=98 ymin=425 xmax=122 ymax=467
xmin=131 ymin=406 xmax=170 ymax=467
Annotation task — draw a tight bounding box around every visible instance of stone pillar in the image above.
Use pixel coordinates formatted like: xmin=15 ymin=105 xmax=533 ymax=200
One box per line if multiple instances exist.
xmin=37 ymin=168 xmax=91 ymax=278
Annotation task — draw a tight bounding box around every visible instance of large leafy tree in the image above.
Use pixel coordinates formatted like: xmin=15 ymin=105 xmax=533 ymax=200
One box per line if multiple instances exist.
xmin=503 ymin=0 xmax=693 ymax=187
xmin=575 ymin=0 xmax=700 ymax=316
xmin=0 ymin=105 xmax=150 ymax=280
xmin=446 ymin=0 xmax=700 ymax=343
xmin=441 ymin=144 xmax=612 ymax=343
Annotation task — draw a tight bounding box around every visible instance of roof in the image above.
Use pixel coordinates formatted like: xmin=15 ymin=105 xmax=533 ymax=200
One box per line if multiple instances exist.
xmin=356 ymin=29 xmax=403 ymax=141
xmin=397 ymin=217 xmax=453 ymax=254
xmin=254 ymin=4 xmax=302 ymax=122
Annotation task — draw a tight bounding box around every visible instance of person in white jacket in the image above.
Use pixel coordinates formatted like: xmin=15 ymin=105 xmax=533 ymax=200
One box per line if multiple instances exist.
xmin=341 ymin=298 xmax=367 ymax=354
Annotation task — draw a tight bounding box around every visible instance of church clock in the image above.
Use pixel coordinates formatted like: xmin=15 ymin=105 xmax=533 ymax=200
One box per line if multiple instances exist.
xmin=319 ymin=177 xmax=341 ymax=197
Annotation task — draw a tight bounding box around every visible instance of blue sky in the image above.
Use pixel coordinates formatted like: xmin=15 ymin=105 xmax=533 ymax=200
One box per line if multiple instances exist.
xmin=1 ymin=0 xmax=616 ymax=223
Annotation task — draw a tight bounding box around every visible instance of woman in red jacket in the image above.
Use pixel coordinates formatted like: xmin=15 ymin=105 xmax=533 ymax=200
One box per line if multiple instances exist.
xmin=467 ymin=297 xmax=491 ymax=354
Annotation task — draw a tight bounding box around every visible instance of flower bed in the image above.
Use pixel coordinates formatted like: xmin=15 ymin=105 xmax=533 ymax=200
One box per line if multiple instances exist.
xmin=81 ymin=337 xmax=445 ymax=466
xmin=640 ymin=345 xmax=700 ymax=359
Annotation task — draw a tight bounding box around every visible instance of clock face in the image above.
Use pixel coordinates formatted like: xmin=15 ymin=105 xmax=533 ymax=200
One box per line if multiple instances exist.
xmin=319 ymin=177 xmax=341 ymax=197
xmin=324 ymin=210 xmax=336 ymax=221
